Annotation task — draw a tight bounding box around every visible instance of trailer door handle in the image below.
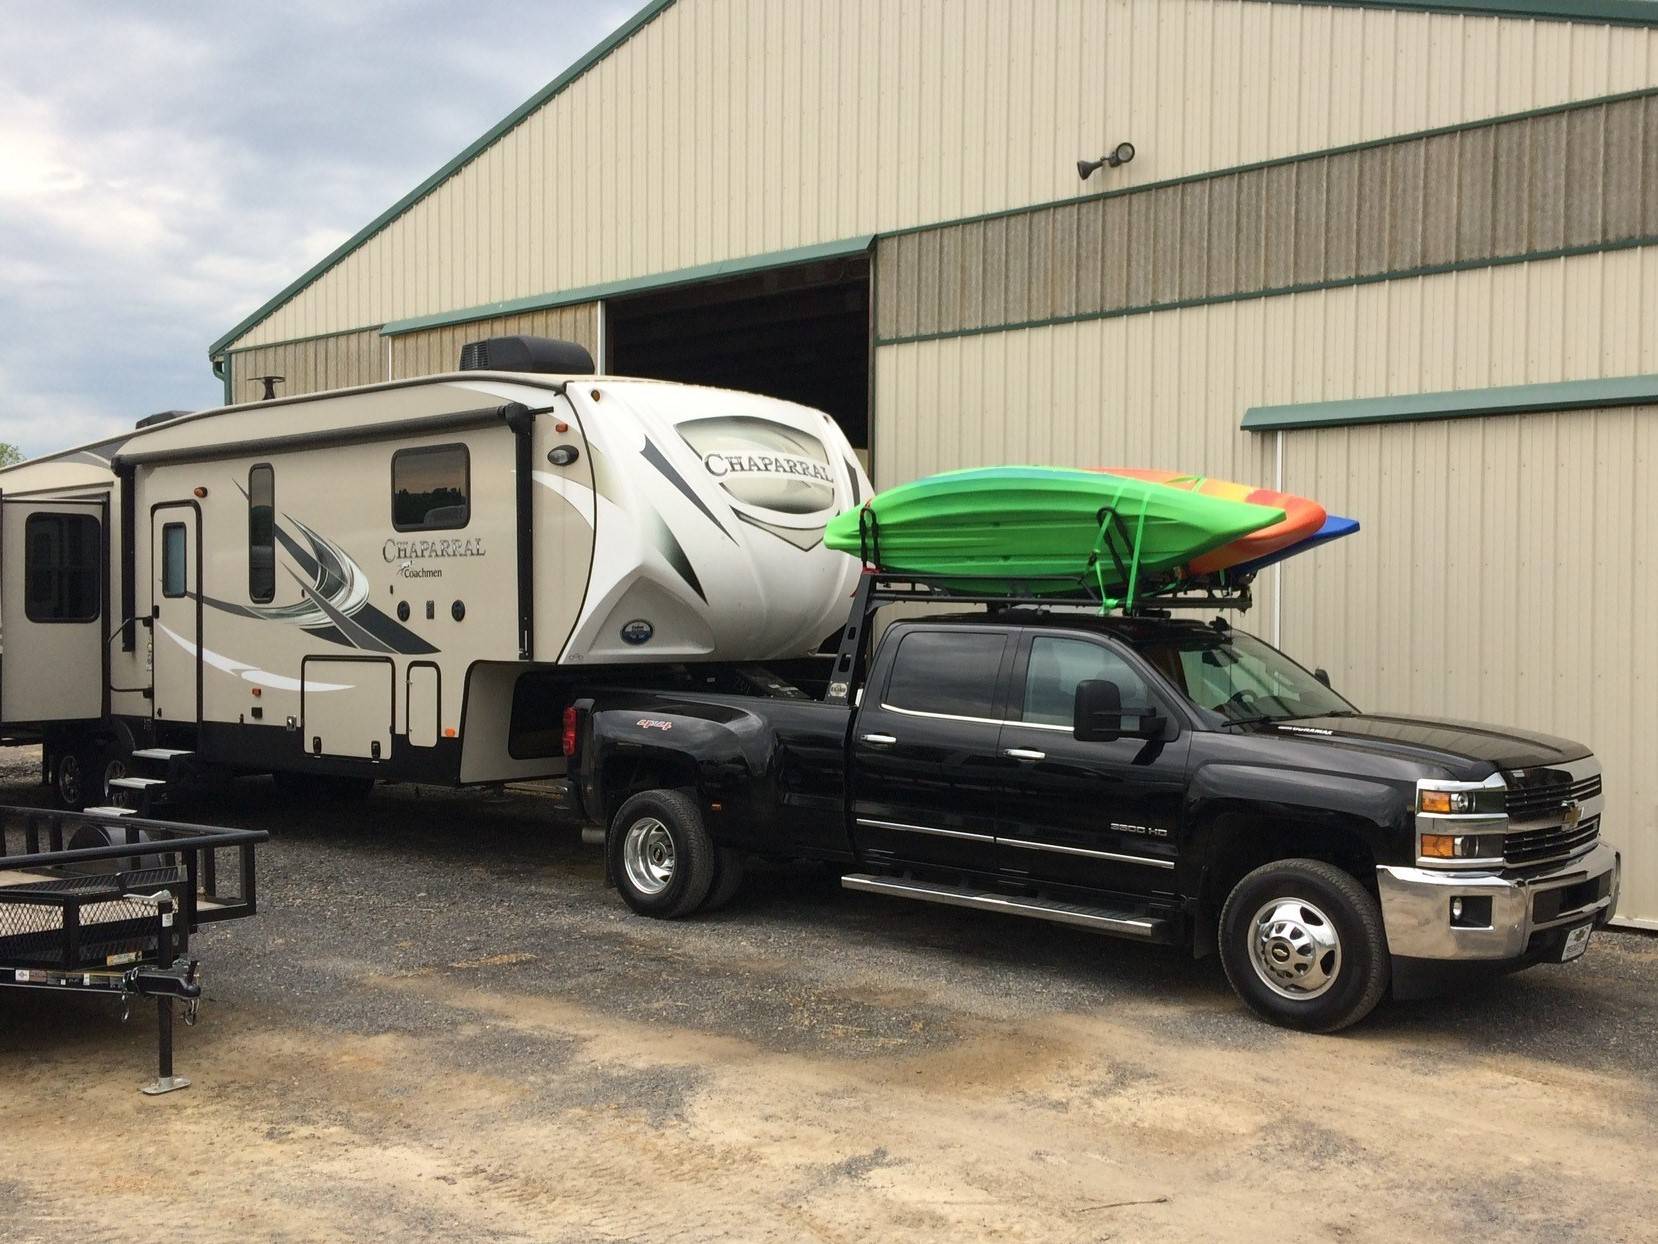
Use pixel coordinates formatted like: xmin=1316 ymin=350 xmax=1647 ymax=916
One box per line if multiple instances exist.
xmin=861 ymin=733 xmax=898 ymax=747
xmin=1003 ymin=747 xmax=1046 ymax=761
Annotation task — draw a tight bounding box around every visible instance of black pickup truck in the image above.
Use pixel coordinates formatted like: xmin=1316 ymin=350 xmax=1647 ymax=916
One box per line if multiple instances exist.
xmin=564 ymin=575 xmax=1621 ymax=1032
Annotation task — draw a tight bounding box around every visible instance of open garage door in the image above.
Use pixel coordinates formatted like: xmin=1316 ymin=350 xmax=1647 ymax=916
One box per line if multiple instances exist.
xmin=605 ymin=253 xmax=871 ymax=471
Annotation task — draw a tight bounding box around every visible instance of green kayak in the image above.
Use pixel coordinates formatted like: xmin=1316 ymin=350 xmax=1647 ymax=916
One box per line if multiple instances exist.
xmin=824 ymin=465 xmax=1285 ymax=594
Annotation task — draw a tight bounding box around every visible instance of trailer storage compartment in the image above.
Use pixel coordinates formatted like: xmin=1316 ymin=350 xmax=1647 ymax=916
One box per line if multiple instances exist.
xmin=303 ymin=657 xmax=392 ymax=759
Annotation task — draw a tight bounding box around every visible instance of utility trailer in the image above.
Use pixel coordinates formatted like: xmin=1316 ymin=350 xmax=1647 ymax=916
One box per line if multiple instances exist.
xmin=0 ymin=807 xmax=267 ymax=1092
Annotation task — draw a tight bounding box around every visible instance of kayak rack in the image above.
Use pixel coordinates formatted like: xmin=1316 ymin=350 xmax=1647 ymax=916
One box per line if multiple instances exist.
xmin=824 ymin=567 xmax=1252 ymax=705
xmin=0 ymin=807 xmax=268 ymax=1094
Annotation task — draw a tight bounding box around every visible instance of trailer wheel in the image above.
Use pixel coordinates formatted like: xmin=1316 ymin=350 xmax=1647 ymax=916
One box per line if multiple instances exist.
xmin=96 ymin=740 xmax=132 ymax=808
xmin=1218 ymin=858 xmax=1390 ymax=1033
xmin=701 ymin=847 xmax=747 ymax=913
xmin=53 ymin=746 xmax=93 ymax=810
xmin=609 ymin=789 xmax=716 ymax=918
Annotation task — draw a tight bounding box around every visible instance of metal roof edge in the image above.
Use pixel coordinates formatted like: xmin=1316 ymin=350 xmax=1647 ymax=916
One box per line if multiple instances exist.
xmin=379 ymin=235 xmax=876 ymax=336
xmin=206 ymin=0 xmax=678 ymax=359
xmin=1263 ymin=0 xmax=1658 ymax=26
xmin=1241 ymin=374 xmax=1658 ymax=431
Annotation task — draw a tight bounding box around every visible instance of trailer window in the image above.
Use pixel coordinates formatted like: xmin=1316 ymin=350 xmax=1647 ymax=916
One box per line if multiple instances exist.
xmin=25 ymin=513 xmax=101 ymax=623
xmin=161 ymin=523 xmax=188 ymax=598
xmin=392 ymin=444 xmax=469 ymax=531
xmin=882 ymin=631 xmax=1007 ymax=720
xmin=249 ymin=464 xmax=275 ymax=603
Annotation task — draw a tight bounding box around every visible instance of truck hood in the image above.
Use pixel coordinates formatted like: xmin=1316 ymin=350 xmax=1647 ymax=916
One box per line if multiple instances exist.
xmin=1251 ymin=712 xmax=1591 ymax=774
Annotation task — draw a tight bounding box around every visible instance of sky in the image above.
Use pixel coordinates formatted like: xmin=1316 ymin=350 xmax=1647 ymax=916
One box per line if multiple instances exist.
xmin=0 ymin=0 xmax=632 ymax=459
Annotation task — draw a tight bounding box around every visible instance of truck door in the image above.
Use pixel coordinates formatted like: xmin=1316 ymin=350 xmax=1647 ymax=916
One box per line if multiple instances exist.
xmin=150 ymin=505 xmax=200 ymax=725
xmin=849 ymin=627 xmax=1013 ymax=872
xmin=994 ymin=632 xmax=1188 ymax=895
xmin=0 ymin=499 xmax=106 ymax=723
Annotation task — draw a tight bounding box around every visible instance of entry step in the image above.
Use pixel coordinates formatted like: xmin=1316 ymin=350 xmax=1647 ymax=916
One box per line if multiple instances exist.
xmin=108 ymin=777 xmax=167 ymax=790
xmin=131 ymin=749 xmax=193 ymax=762
xmin=83 ymin=805 xmax=137 ymax=817
xmin=841 ymin=874 xmax=1174 ymax=940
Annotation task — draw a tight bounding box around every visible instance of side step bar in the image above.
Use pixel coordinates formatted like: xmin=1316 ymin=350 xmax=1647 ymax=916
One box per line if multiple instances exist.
xmin=841 ymin=874 xmax=1174 ymax=941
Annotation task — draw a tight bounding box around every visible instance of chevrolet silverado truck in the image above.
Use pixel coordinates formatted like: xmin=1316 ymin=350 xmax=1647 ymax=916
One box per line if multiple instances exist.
xmin=563 ymin=577 xmax=1621 ymax=1032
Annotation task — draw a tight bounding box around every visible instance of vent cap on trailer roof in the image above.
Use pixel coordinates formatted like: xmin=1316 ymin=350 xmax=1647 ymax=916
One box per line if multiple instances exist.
xmin=458 ymin=335 xmax=595 ymax=375
xmin=135 ymin=409 xmax=192 ymax=429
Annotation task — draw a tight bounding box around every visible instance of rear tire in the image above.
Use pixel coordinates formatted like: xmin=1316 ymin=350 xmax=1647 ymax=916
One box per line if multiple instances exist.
xmin=609 ymin=789 xmax=716 ymax=919
xmin=701 ymin=847 xmax=747 ymax=913
xmin=53 ymin=745 xmax=93 ymax=810
xmin=1218 ymin=858 xmax=1389 ymax=1033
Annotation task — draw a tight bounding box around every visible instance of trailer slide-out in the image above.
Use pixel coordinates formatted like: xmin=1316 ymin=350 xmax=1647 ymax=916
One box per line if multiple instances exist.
xmin=0 ymin=807 xmax=267 ymax=1092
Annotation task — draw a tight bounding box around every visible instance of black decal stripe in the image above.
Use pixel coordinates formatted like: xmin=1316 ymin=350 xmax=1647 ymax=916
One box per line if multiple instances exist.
xmin=194 ymin=593 xmax=262 ymax=620
xmin=351 ymin=604 xmax=441 ymax=655
xmin=274 ymin=523 xmax=321 ymax=582
xmin=651 ymin=514 xmax=706 ymax=603
xmin=286 ymin=567 xmax=393 ymax=653
xmin=303 ymin=624 xmax=351 ymax=648
xmin=641 ymin=439 xmax=735 ymax=544
xmin=846 ymin=459 xmax=861 ymax=506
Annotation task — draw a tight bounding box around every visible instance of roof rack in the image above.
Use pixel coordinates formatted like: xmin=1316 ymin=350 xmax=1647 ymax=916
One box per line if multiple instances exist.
xmin=822 ymin=568 xmax=1252 ymax=704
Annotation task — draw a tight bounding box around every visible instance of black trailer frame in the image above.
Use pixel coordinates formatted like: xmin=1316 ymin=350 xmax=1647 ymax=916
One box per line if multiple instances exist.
xmin=0 ymin=807 xmax=267 ymax=1094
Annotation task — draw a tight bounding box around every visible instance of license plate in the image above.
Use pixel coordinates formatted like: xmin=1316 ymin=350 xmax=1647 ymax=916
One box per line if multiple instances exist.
xmin=1559 ymin=923 xmax=1592 ymax=962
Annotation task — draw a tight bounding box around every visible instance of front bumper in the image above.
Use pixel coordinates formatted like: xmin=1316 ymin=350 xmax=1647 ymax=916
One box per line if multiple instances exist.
xmin=1375 ymin=840 xmax=1620 ymax=961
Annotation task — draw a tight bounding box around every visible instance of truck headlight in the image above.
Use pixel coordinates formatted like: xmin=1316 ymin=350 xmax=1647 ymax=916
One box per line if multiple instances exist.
xmin=1418 ymin=787 xmax=1506 ymax=816
xmin=1416 ymin=776 xmax=1508 ymax=867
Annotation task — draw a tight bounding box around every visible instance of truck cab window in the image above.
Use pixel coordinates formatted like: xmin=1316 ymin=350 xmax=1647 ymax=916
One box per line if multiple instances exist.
xmin=882 ymin=631 xmax=1007 ymax=719
xmin=249 ymin=464 xmax=275 ymax=602
xmin=392 ymin=444 xmax=470 ymax=531
xmin=1021 ymin=636 xmax=1150 ymax=726
xmin=24 ymin=513 xmax=101 ymax=622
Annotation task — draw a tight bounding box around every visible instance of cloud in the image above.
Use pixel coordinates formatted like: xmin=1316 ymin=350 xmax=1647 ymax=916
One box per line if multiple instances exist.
xmin=0 ymin=1 xmax=616 ymax=458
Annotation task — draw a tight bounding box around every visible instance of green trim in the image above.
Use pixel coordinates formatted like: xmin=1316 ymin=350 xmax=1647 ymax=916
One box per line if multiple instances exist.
xmin=879 ymin=85 xmax=1658 ymax=244
xmin=874 ymin=235 xmax=1658 ymax=349
xmin=218 ymin=355 xmax=232 ymax=406
xmin=379 ymin=236 xmax=876 ymax=337
xmin=207 ymin=0 xmax=677 ymax=359
xmin=1242 ymin=374 xmax=1658 ymax=432
xmin=223 ymin=323 xmax=387 ymax=355
xmin=1264 ymin=0 xmax=1658 ymax=27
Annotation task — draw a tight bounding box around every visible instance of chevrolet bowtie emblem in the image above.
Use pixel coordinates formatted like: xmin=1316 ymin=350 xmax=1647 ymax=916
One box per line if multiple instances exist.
xmin=1561 ymin=802 xmax=1582 ymax=828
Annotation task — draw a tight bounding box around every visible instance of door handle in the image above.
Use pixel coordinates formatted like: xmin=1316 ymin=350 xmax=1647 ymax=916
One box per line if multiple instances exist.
xmin=1003 ymin=747 xmax=1046 ymax=761
xmin=861 ymin=733 xmax=898 ymax=747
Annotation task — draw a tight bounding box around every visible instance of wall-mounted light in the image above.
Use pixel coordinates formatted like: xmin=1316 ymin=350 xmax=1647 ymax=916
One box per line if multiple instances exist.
xmin=1077 ymin=142 xmax=1136 ymax=180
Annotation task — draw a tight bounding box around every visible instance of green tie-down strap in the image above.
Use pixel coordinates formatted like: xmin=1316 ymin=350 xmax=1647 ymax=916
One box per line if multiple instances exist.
xmin=1090 ymin=494 xmax=1151 ymax=613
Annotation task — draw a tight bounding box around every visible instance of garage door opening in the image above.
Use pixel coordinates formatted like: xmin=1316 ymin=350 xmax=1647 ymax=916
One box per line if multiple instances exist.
xmin=605 ymin=255 xmax=870 ymax=464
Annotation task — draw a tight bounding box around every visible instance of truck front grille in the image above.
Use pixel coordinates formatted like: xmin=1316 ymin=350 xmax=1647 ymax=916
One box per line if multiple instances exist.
xmin=1503 ymin=815 xmax=1599 ymax=867
xmin=1503 ymin=772 xmax=1601 ymax=821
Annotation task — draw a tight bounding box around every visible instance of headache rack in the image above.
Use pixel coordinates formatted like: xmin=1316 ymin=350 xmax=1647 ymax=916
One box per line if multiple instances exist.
xmin=0 ymin=807 xmax=267 ymax=1095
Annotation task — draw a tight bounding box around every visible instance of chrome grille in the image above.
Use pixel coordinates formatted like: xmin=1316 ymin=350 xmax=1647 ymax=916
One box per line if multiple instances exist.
xmin=1503 ymin=772 xmax=1601 ymax=821
xmin=1503 ymin=815 xmax=1600 ymax=867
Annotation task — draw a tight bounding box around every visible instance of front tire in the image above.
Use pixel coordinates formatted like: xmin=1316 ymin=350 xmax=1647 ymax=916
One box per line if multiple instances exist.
xmin=1218 ymin=858 xmax=1390 ymax=1033
xmin=609 ymin=789 xmax=716 ymax=918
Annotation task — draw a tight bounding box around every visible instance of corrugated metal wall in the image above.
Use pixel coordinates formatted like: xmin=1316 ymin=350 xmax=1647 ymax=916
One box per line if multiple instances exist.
xmin=388 ymin=304 xmax=598 ymax=380
xmin=874 ymin=91 xmax=1658 ymax=344
xmin=1280 ymin=408 xmax=1658 ymax=930
xmin=227 ymin=0 xmax=1658 ymax=351
xmin=225 ymin=329 xmax=384 ymax=405
xmin=873 ymin=242 xmax=1658 ymax=923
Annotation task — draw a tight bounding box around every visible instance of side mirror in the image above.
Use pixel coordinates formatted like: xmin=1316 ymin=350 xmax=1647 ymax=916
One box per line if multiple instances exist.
xmin=1074 ymin=679 xmax=1164 ymax=743
xmin=1314 ymin=668 xmax=1332 ymax=688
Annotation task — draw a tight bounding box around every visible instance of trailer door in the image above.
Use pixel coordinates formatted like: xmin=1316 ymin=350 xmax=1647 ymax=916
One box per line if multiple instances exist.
xmin=150 ymin=504 xmax=200 ymax=725
xmin=0 ymin=498 xmax=106 ymax=723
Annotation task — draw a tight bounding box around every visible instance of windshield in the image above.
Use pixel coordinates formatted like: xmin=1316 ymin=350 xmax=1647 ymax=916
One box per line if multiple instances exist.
xmin=1132 ymin=628 xmax=1357 ymax=724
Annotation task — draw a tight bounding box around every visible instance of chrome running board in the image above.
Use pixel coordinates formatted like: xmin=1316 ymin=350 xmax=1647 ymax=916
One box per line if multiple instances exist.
xmin=841 ymin=874 xmax=1173 ymax=940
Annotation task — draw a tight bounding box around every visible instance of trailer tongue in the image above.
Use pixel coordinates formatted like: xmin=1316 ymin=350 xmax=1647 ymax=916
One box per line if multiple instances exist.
xmin=0 ymin=808 xmax=267 ymax=1094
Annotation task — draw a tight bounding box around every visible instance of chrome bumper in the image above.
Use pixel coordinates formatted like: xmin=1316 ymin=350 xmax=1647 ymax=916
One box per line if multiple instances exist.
xmin=1375 ymin=841 xmax=1620 ymax=961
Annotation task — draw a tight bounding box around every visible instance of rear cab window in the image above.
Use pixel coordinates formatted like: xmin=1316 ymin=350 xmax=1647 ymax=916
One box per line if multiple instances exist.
xmin=881 ymin=629 xmax=1009 ymax=720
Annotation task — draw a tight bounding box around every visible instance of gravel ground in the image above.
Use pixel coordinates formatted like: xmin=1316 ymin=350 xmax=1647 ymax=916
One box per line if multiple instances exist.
xmin=1 ymin=743 xmax=1654 ymax=1243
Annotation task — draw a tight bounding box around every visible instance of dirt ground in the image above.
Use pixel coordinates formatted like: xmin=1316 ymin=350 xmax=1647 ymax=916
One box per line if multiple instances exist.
xmin=1 ymin=744 xmax=1654 ymax=1244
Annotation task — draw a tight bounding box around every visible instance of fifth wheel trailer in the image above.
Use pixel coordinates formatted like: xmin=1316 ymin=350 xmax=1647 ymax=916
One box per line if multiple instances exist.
xmin=0 ymin=337 xmax=869 ymax=807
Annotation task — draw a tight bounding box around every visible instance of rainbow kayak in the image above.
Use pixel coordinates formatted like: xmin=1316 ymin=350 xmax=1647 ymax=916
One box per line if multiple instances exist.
xmin=1095 ymin=468 xmax=1326 ymax=575
xmin=824 ymin=465 xmax=1285 ymax=594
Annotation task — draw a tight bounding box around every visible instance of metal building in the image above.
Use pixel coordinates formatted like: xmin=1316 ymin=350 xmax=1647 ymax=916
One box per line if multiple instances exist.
xmin=207 ymin=0 xmax=1658 ymax=926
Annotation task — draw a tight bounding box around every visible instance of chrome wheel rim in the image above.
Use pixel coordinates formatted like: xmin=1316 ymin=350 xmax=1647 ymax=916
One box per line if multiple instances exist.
xmin=103 ymin=759 xmax=127 ymax=805
xmin=1248 ymin=897 xmax=1342 ymax=1000
xmin=622 ymin=817 xmax=676 ymax=896
xmin=59 ymin=754 xmax=83 ymax=805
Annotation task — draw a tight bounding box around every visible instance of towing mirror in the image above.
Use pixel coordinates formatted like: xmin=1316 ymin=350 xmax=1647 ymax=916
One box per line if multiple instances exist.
xmin=1073 ymin=679 xmax=1163 ymax=743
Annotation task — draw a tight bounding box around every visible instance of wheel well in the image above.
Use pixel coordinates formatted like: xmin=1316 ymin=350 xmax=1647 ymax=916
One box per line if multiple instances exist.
xmin=1198 ymin=811 xmax=1379 ymax=940
xmin=599 ymin=752 xmax=699 ymax=827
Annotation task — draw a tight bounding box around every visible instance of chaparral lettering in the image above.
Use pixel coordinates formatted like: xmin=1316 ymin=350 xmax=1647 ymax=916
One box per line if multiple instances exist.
xmin=383 ymin=537 xmax=486 ymax=562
